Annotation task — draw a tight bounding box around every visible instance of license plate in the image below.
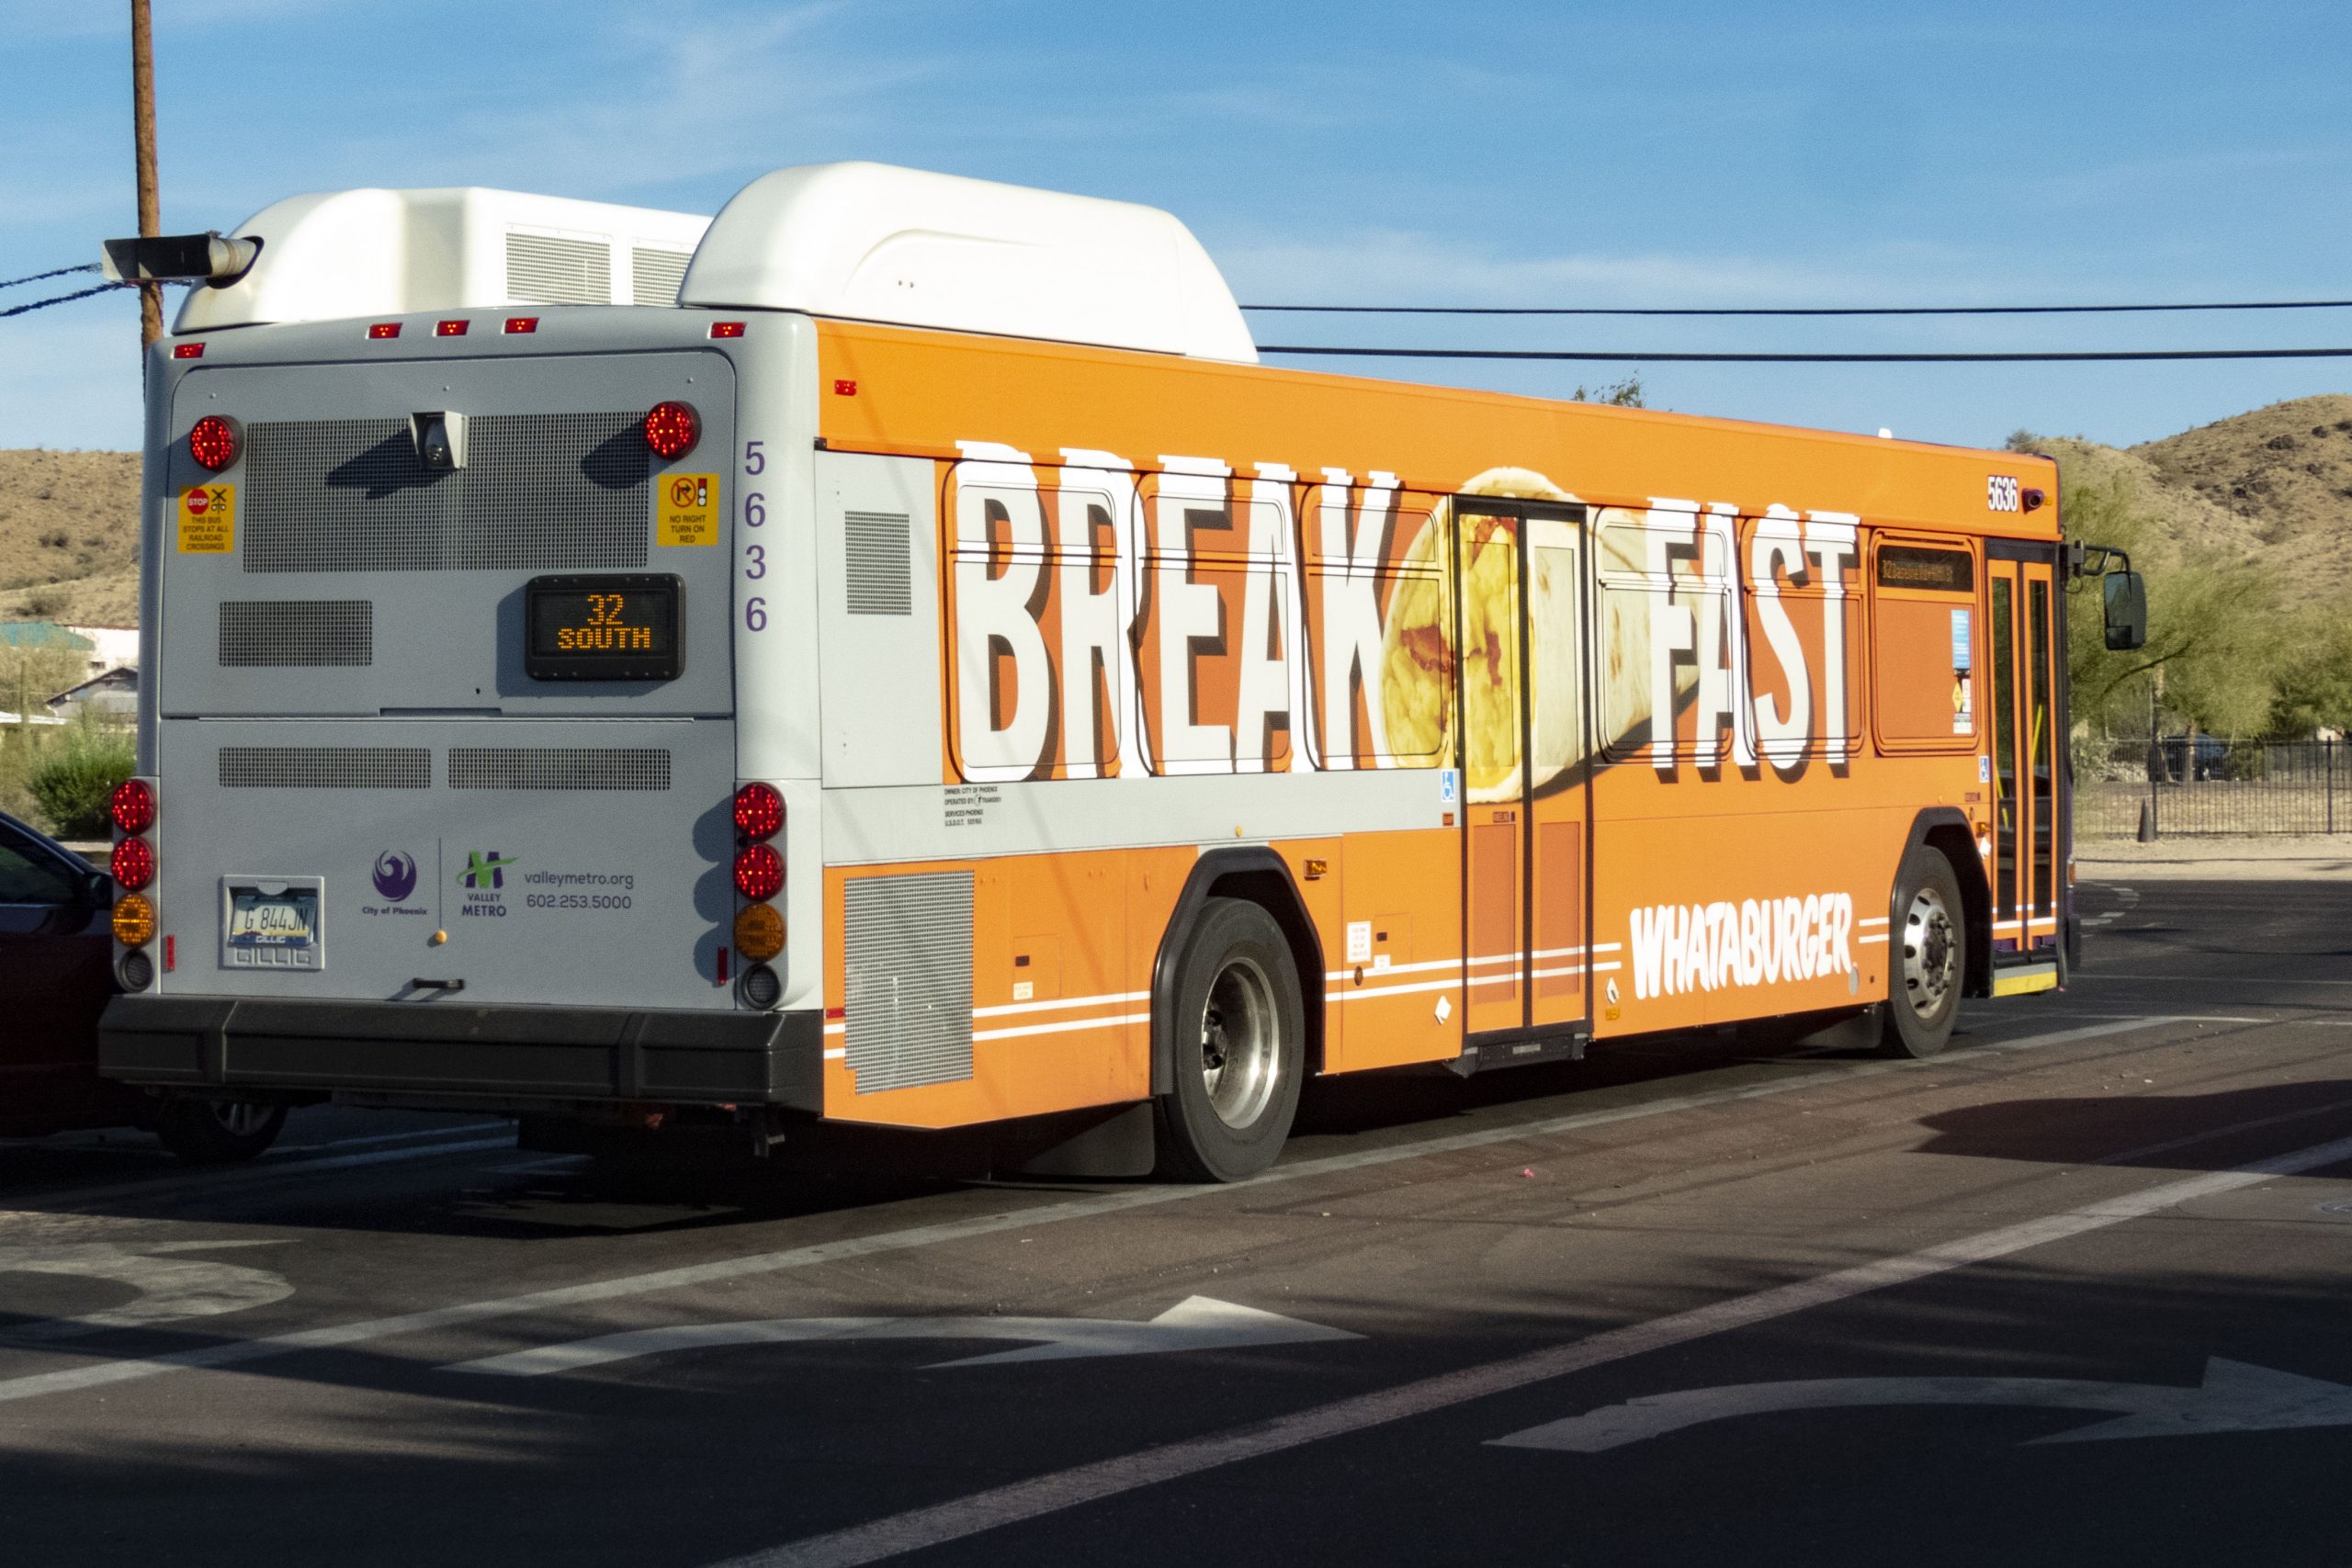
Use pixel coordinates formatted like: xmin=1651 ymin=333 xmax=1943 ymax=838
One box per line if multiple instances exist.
xmin=226 ymin=886 xmax=320 ymax=949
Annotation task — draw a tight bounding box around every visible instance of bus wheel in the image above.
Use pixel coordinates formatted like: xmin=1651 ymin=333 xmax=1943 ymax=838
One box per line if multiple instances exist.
xmin=156 ymin=1099 xmax=287 ymax=1164
xmin=1880 ymin=847 xmax=1964 ymax=1059
xmin=1154 ymin=897 xmax=1304 ymax=1182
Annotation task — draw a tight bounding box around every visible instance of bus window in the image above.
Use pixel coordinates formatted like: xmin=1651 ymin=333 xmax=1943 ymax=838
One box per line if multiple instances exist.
xmin=1870 ymin=542 xmax=1977 ymax=750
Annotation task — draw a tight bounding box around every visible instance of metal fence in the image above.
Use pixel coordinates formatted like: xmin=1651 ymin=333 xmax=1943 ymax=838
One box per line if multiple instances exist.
xmin=2075 ymin=736 xmax=2351 ymax=839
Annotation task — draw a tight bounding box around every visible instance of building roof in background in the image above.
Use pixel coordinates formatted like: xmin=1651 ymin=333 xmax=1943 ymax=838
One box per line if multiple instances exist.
xmin=47 ymin=665 xmax=138 ymax=705
xmin=0 ymin=621 xmax=96 ymax=652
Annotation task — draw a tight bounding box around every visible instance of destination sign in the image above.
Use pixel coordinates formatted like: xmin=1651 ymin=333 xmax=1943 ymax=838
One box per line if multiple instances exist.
xmin=524 ymin=573 xmax=683 ymax=681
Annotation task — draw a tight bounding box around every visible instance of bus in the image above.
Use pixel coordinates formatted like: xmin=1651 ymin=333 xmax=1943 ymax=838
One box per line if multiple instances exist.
xmin=96 ymin=163 xmax=2143 ymax=1180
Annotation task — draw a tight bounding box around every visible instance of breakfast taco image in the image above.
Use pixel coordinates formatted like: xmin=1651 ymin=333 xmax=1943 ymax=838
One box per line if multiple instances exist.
xmin=1379 ymin=469 xmax=1690 ymax=802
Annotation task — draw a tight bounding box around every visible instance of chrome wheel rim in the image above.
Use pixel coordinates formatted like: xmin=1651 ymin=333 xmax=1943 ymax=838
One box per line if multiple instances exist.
xmin=1900 ymin=886 xmax=1957 ymax=1021
xmin=1200 ymin=956 xmax=1280 ymax=1130
xmin=211 ymin=1102 xmax=271 ymax=1137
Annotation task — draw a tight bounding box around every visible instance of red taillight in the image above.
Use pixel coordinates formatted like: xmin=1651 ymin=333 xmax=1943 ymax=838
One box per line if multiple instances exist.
xmin=732 ymin=843 xmax=783 ymax=902
xmin=110 ymin=836 xmax=155 ymax=892
xmin=644 ymin=400 xmax=700 ymax=459
xmin=708 ymin=321 xmax=746 ymax=339
xmin=173 ymin=341 xmax=205 ymax=359
xmin=368 ymin=321 xmax=401 ymax=340
xmin=109 ymin=779 xmax=155 ymax=835
xmin=503 ymin=316 xmax=538 ymax=334
xmin=733 ymin=783 xmax=783 ymax=840
xmin=435 ymin=319 xmax=469 ymax=337
xmin=188 ymin=415 xmax=242 ymax=471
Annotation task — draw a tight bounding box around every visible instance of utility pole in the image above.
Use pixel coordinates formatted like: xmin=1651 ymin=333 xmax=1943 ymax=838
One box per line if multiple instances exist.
xmin=131 ymin=0 xmax=163 ymax=347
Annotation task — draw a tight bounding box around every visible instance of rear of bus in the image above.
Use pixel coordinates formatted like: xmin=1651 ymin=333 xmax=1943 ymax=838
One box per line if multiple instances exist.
xmin=98 ymin=187 xmax=826 ymax=1131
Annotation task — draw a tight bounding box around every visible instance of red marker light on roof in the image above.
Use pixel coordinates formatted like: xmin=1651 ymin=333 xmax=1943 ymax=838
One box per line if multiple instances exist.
xmin=368 ymin=321 xmax=401 ymax=340
xmin=708 ymin=321 xmax=745 ymax=339
xmin=435 ymin=319 xmax=469 ymax=337
xmin=188 ymin=414 xmax=242 ymax=472
xmin=503 ymin=316 xmax=538 ymax=334
xmin=643 ymin=400 xmax=700 ymax=459
xmin=833 ymin=379 xmax=857 ymax=396
xmin=172 ymin=341 xmax=205 ymax=359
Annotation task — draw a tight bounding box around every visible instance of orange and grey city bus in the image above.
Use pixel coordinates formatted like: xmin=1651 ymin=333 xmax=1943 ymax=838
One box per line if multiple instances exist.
xmin=96 ymin=164 xmax=2143 ymax=1179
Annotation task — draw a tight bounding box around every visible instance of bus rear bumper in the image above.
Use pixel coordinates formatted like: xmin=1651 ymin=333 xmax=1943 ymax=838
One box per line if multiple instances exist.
xmin=98 ymin=996 xmax=823 ymax=1112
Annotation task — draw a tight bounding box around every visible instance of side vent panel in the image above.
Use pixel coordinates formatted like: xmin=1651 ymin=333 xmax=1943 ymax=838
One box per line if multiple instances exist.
xmin=447 ymin=748 xmax=672 ymax=791
xmin=220 ymin=747 xmax=430 ymax=789
xmin=630 ymin=247 xmax=692 ymax=307
xmin=507 ymin=232 xmax=612 ymax=305
xmin=843 ymin=872 xmax=975 ymax=1093
xmin=843 ymin=511 xmax=913 ymax=615
xmin=218 ymin=600 xmax=374 ymax=667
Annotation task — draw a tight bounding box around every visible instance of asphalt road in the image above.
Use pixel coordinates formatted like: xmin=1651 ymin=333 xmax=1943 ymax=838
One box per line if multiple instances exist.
xmin=4 ymin=879 xmax=2349 ymax=1567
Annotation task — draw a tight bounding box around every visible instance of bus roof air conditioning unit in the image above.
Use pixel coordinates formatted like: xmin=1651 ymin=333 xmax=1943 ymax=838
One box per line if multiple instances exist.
xmin=682 ymin=162 xmax=1257 ymax=363
xmin=169 ymin=188 xmax=710 ymax=332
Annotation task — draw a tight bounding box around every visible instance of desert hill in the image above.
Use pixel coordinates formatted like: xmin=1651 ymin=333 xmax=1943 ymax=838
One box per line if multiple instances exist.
xmin=0 ymin=447 xmax=140 ymax=625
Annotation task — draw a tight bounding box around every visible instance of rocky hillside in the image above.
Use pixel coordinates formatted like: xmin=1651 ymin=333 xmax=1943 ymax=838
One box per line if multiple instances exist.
xmin=0 ymin=448 xmax=141 ymax=625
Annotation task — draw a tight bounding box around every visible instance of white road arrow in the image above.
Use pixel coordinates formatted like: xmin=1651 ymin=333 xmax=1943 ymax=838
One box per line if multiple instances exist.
xmin=446 ymin=1295 xmax=1360 ymax=1379
xmin=1490 ymin=1358 xmax=2352 ymax=1452
xmin=0 ymin=1240 xmax=294 ymax=1340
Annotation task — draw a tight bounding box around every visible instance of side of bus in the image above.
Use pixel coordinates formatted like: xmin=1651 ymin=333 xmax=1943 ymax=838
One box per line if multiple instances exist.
xmin=781 ymin=321 xmax=2067 ymax=1174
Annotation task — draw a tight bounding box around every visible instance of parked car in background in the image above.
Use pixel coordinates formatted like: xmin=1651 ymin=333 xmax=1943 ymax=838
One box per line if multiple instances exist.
xmin=0 ymin=809 xmax=285 ymax=1161
xmin=2159 ymin=733 xmax=2229 ymax=783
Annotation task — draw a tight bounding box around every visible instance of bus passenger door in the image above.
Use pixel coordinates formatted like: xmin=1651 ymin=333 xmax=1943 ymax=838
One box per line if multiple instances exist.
xmin=1985 ymin=551 xmax=2059 ymax=965
xmin=1453 ymin=499 xmax=1591 ymax=1053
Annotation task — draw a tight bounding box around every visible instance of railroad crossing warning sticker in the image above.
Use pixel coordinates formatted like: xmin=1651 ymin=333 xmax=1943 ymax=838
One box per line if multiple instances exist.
xmin=657 ymin=472 xmax=720 ymax=546
xmin=177 ymin=483 xmax=235 ymax=552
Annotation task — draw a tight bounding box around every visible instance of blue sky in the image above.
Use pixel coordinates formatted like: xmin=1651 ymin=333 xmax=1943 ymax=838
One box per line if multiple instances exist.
xmin=4 ymin=0 xmax=2346 ymax=453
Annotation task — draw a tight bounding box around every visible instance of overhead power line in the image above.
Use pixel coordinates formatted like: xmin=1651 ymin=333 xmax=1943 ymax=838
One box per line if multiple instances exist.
xmin=1257 ymin=344 xmax=2352 ymax=364
xmin=0 ymin=282 xmax=126 ymax=320
xmin=1 ymin=263 xmax=98 ymax=291
xmin=1242 ymin=297 xmax=2352 ymax=317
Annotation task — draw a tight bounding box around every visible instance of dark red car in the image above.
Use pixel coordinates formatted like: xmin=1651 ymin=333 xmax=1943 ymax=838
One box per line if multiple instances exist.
xmin=0 ymin=809 xmax=284 ymax=1160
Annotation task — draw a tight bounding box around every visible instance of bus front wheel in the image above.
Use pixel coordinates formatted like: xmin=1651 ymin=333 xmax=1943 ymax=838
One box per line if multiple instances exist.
xmin=1153 ymin=897 xmax=1304 ymax=1182
xmin=1880 ymin=846 xmax=1965 ymax=1059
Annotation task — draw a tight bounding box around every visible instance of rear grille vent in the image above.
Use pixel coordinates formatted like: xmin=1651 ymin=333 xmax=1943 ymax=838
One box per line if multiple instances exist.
xmin=506 ymin=232 xmax=611 ymax=305
xmin=220 ymin=746 xmax=430 ymax=789
xmin=843 ymin=511 xmax=912 ymax=615
xmin=218 ymin=600 xmax=373 ymax=666
xmin=630 ymin=247 xmax=691 ymax=307
xmin=242 ymin=413 xmax=648 ymax=573
xmin=447 ymin=747 xmax=672 ymax=791
xmin=843 ymin=872 xmax=975 ymax=1093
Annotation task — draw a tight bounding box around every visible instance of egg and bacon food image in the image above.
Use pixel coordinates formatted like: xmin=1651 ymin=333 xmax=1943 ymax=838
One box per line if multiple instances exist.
xmin=1380 ymin=468 xmax=1685 ymax=802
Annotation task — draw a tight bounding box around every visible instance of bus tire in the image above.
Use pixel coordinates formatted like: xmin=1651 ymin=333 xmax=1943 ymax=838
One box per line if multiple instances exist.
xmin=1153 ymin=897 xmax=1305 ymax=1182
xmin=155 ymin=1099 xmax=287 ymax=1165
xmin=1880 ymin=846 xmax=1965 ymax=1059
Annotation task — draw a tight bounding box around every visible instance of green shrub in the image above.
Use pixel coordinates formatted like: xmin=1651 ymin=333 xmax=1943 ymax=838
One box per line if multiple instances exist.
xmin=26 ymin=719 xmax=134 ymax=839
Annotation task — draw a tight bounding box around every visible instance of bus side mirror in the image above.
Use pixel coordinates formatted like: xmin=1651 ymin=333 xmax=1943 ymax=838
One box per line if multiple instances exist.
xmin=2103 ymin=570 xmax=2147 ymax=651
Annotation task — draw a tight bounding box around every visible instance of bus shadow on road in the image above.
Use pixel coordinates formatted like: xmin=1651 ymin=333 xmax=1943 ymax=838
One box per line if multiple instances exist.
xmin=1915 ymin=1080 xmax=2352 ymax=1173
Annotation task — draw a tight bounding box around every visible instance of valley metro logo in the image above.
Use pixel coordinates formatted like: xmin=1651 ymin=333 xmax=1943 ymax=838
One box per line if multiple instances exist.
xmin=460 ymin=851 xmax=520 ymax=890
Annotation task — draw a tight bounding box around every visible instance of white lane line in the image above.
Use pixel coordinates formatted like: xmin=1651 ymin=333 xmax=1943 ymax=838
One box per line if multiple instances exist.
xmin=0 ymin=1133 xmax=518 ymax=1214
xmin=0 ymin=1015 xmax=2191 ymax=1407
xmin=712 ymin=1128 xmax=2352 ymax=1568
xmin=2071 ymin=975 xmax=2352 ymax=989
xmin=265 ymin=1122 xmax=510 ymax=1157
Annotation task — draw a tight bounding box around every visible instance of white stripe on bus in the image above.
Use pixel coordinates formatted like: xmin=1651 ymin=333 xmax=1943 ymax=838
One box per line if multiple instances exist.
xmin=973 ymin=989 xmax=1149 ymax=1020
